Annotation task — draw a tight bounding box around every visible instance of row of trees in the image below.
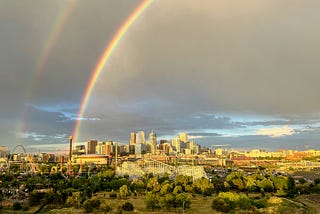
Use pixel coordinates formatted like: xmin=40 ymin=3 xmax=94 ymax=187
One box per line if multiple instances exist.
xmin=225 ymin=172 xmax=296 ymax=197
xmin=212 ymin=192 xmax=269 ymax=213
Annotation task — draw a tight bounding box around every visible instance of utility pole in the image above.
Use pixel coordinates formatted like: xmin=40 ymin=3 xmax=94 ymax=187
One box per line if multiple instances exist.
xmin=69 ymin=136 xmax=73 ymax=161
xmin=115 ymin=142 xmax=118 ymax=176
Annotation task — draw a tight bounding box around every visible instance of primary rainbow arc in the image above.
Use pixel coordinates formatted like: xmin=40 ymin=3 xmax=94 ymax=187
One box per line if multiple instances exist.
xmin=72 ymin=0 xmax=153 ymax=145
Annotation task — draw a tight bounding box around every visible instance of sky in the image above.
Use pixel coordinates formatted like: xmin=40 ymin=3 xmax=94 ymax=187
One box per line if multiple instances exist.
xmin=1 ymin=0 xmax=320 ymax=153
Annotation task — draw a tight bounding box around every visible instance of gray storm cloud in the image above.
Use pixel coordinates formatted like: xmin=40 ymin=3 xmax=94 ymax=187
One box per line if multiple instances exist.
xmin=91 ymin=0 xmax=320 ymax=116
xmin=1 ymin=0 xmax=320 ymax=149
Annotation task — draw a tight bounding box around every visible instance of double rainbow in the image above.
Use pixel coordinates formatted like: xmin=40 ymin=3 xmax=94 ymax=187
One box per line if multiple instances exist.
xmin=72 ymin=0 xmax=153 ymax=144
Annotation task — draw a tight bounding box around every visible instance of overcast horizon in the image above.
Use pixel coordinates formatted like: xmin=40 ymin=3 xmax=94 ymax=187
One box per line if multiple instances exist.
xmin=1 ymin=0 xmax=320 ymax=153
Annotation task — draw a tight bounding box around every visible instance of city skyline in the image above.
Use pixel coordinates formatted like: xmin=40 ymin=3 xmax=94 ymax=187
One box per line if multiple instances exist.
xmin=1 ymin=0 xmax=320 ymax=152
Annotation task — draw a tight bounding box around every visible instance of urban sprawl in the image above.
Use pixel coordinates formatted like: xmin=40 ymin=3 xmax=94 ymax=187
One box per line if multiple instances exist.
xmin=1 ymin=131 xmax=320 ymax=213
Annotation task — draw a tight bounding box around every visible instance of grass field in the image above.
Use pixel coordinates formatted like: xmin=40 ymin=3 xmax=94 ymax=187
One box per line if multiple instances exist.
xmin=295 ymin=194 xmax=320 ymax=214
xmin=1 ymin=192 xmax=319 ymax=213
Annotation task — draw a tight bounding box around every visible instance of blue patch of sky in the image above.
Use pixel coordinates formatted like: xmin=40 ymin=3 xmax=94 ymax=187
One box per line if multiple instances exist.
xmin=30 ymin=104 xmax=101 ymax=121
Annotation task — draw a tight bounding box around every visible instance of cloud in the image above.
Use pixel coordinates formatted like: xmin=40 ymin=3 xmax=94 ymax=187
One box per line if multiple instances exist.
xmin=14 ymin=131 xmax=47 ymax=142
xmin=255 ymin=126 xmax=295 ymax=138
xmin=188 ymin=135 xmax=205 ymax=140
xmin=2 ymin=1 xmax=320 ymax=151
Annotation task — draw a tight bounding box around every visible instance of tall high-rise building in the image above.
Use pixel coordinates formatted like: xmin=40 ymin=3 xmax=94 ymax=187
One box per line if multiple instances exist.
xmin=136 ymin=131 xmax=145 ymax=144
xmin=105 ymin=141 xmax=113 ymax=155
xmin=96 ymin=142 xmax=106 ymax=155
xmin=172 ymin=138 xmax=181 ymax=153
xmin=130 ymin=132 xmax=136 ymax=145
xmin=149 ymin=130 xmax=157 ymax=155
xmin=87 ymin=140 xmax=97 ymax=154
xmin=178 ymin=132 xmax=188 ymax=143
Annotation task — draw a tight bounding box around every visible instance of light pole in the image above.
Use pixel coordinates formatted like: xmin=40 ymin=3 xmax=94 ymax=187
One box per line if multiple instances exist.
xmin=183 ymin=201 xmax=185 ymax=214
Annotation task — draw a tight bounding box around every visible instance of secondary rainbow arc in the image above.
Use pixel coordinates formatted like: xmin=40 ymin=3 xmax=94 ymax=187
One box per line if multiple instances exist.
xmin=17 ymin=1 xmax=77 ymax=145
xmin=72 ymin=0 xmax=153 ymax=145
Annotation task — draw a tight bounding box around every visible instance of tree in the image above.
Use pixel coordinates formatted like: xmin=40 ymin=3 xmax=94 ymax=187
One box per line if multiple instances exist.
xmin=147 ymin=177 xmax=161 ymax=192
xmin=160 ymin=183 xmax=171 ymax=196
xmin=175 ymin=193 xmax=191 ymax=211
xmin=226 ymin=172 xmax=246 ymax=190
xmin=257 ymin=178 xmax=274 ymax=192
xmin=245 ymin=176 xmax=259 ymax=192
xmin=82 ymin=197 xmax=101 ymax=213
xmin=298 ymin=178 xmax=306 ymax=184
xmin=130 ymin=179 xmax=145 ymax=195
xmin=212 ymin=198 xmax=232 ymax=213
xmin=119 ymin=185 xmax=130 ymax=199
xmin=192 ymin=177 xmax=214 ymax=196
xmin=237 ymin=195 xmax=252 ymax=210
xmin=145 ymin=192 xmax=160 ymax=211
xmin=173 ymin=185 xmax=183 ymax=194
xmin=212 ymin=192 xmax=254 ymax=213
xmin=160 ymin=193 xmax=175 ymax=211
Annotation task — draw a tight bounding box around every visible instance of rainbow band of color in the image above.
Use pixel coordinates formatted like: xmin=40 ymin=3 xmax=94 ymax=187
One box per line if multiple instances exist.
xmin=72 ymin=0 xmax=153 ymax=144
xmin=18 ymin=1 xmax=77 ymax=143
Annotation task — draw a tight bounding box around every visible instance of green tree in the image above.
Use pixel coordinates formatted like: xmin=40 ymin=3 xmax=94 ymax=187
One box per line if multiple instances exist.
xmin=212 ymin=198 xmax=231 ymax=213
xmin=212 ymin=192 xmax=254 ymax=212
xmin=119 ymin=185 xmax=130 ymax=199
xmin=82 ymin=197 xmax=101 ymax=213
xmin=237 ymin=195 xmax=252 ymax=210
xmin=147 ymin=177 xmax=161 ymax=192
xmin=257 ymin=178 xmax=274 ymax=192
xmin=245 ymin=175 xmax=259 ymax=192
xmin=130 ymin=179 xmax=145 ymax=195
xmin=160 ymin=183 xmax=171 ymax=196
xmin=160 ymin=193 xmax=175 ymax=211
xmin=173 ymin=185 xmax=183 ymax=194
xmin=192 ymin=177 xmax=214 ymax=196
xmin=175 ymin=193 xmax=191 ymax=211
xmin=145 ymin=192 xmax=160 ymax=211
xmin=226 ymin=172 xmax=246 ymax=190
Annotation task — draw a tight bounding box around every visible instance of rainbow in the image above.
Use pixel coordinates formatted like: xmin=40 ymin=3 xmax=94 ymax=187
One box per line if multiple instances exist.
xmin=17 ymin=0 xmax=77 ymax=144
xmin=72 ymin=0 xmax=153 ymax=144
xmin=29 ymin=0 xmax=77 ymax=98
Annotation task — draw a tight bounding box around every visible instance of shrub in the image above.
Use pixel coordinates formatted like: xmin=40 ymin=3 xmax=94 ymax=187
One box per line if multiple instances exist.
xmin=100 ymin=203 xmax=112 ymax=213
xmin=212 ymin=192 xmax=262 ymax=212
xmin=237 ymin=196 xmax=252 ymax=210
xmin=22 ymin=206 xmax=29 ymax=211
xmin=66 ymin=196 xmax=79 ymax=208
xmin=110 ymin=190 xmax=117 ymax=198
xmin=82 ymin=197 xmax=101 ymax=213
xmin=122 ymin=201 xmax=134 ymax=211
xmin=253 ymin=198 xmax=268 ymax=209
xmin=212 ymin=198 xmax=231 ymax=213
xmin=13 ymin=202 xmax=22 ymax=210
